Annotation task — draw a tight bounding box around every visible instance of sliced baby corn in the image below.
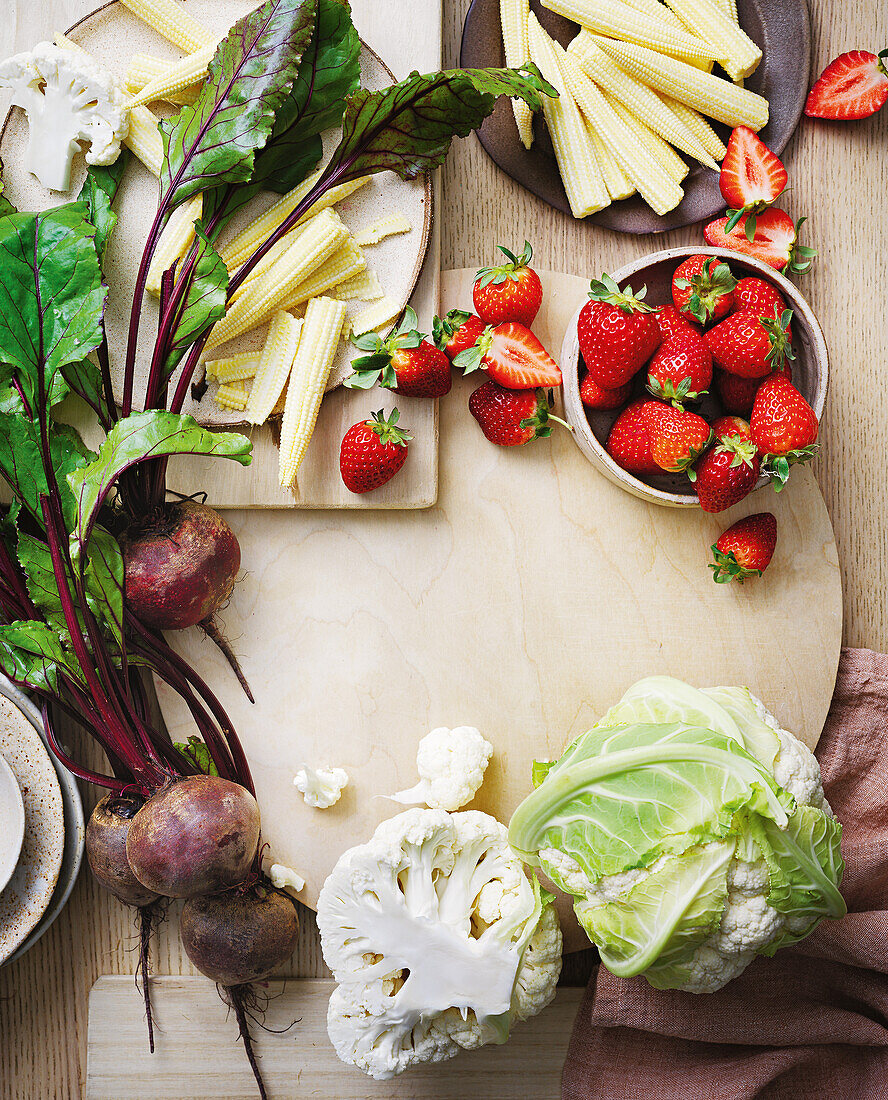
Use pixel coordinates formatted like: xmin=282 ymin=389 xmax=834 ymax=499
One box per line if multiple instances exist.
xmin=664 ymin=0 xmax=760 ymax=80
xmin=500 ymin=0 xmax=535 ymax=148
xmin=554 ymin=44 xmax=683 ymax=214
xmin=354 ymin=213 xmax=411 ymax=246
xmin=592 ymin=36 xmax=769 ymax=128
xmin=214 ymin=381 xmax=249 ymax=411
xmin=350 ymin=297 xmax=401 ymax=337
xmin=204 ymin=352 xmax=259 ymax=384
xmin=278 ymin=237 xmax=366 ymax=311
xmin=336 ymin=269 xmax=384 ymax=302
xmin=230 ymin=226 xmax=309 ymax=301
xmin=146 ymin=194 xmax=202 ymax=295
xmin=278 ymin=297 xmax=347 ymax=486
xmin=119 ymin=0 xmax=214 ymax=53
xmin=243 ymin=312 xmax=303 ymax=425
xmin=568 ymin=31 xmax=718 ymax=169
xmin=542 ymin=0 xmax=717 ymax=63
xmin=589 ymin=128 xmax=635 ymax=201
xmin=658 ymin=94 xmax=727 ymax=159
xmin=125 ymin=42 xmax=216 ymax=109
xmin=527 ymin=15 xmax=610 ymax=218
xmin=126 ymin=53 xmax=202 ymax=105
xmin=219 ymin=173 xmax=369 ymax=271
xmin=603 ymin=92 xmax=689 ymax=183
xmin=206 ymin=208 xmax=348 ymax=349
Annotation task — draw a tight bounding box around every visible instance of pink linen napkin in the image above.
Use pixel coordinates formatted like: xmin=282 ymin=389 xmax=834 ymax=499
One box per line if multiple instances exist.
xmin=562 ymin=647 xmax=888 ymax=1100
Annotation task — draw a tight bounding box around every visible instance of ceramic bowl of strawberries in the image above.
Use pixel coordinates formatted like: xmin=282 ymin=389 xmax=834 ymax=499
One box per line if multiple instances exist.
xmin=560 ymin=246 xmax=828 ymax=510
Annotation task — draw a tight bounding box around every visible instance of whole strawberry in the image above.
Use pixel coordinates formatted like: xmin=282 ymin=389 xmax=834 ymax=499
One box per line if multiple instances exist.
xmin=433 ymin=309 xmax=487 ymax=361
xmin=750 ymin=373 xmax=819 ymax=487
xmin=710 ymin=512 xmax=777 ymax=583
xmin=643 ymin=402 xmax=712 ymax=475
xmin=348 ymin=307 xmax=452 ymax=397
xmin=578 ymin=274 xmax=661 ymax=390
xmin=606 ymin=399 xmax=661 ymax=476
xmin=654 ymin=304 xmax=701 ymax=343
xmin=705 ymin=308 xmax=794 ymax=379
xmin=580 ymin=373 xmax=633 ymax=410
xmin=646 ymin=330 xmax=712 ymax=405
xmin=711 ymin=414 xmax=753 ymax=442
xmin=694 ymin=433 xmax=760 ymax=513
xmin=732 ymin=277 xmax=787 ymax=321
xmin=469 ymin=381 xmax=568 ymax=446
xmin=473 ymin=241 xmax=543 ymax=327
xmin=671 ymin=254 xmax=737 ymax=324
xmin=340 ymin=408 xmax=412 ymax=493
xmin=715 ymin=368 xmax=759 ymax=415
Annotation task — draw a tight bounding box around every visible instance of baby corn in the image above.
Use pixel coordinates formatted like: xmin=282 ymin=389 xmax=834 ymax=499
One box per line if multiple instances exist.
xmin=658 ymin=94 xmax=727 ymax=159
xmin=556 ymin=46 xmax=684 ymax=213
xmin=592 ymin=36 xmax=769 ymax=128
xmin=204 ymin=353 xmax=260 ymax=384
xmin=146 ymin=194 xmax=202 ymax=295
xmin=278 ymin=237 xmax=366 ymax=311
xmin=589 ymin=129 xmax=636 ymax=201
xmin=603 ymin=92 xmax=689 ymax=182
xmin=500 ymin=0 xmax=535 ymax=148
xmin=243 ymin=312 xmax=303 ymax=425
xmin=350 ymin=297 xmax=401 ymax=337
xmin=354 ymin=213 xmax=411 ymax=246
xmin=206 ymin=209 xmax=348 ymax=349
xmin=569 ymin=31 xmax=717 ymax=169
xmin=125 ymin=42 xmax=216 ymax=109
xmin=336 ymin=269 xmax=384 ymax=302
xmin=542 ymin=0 xmax=717 ymax=63
xmin=527 ymin=15 xmax=610 ymax=218
xmin=664 ymin=0 xmax=761 ymax=79
xmin=119 ymin=0 xmax=215 ymax=53
xmin=126 ymin=53 xmax=202 ymax=105
xmin=214 ymin=381 xmax=249 ymax=411
xmin=278 ymin=297 xmax=347 ymax=486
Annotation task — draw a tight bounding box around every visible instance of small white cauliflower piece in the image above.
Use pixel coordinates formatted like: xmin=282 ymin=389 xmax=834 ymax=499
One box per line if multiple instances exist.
xmin=747 ymin=691 xmax=827 ymax=811
xmin=0 ymin=43 xmax=129 ymax=192
xmin=269 ymin=863 xmax=305 ymax=894
xmin=389 ymin=725 xmax=493 ymax=811
xmin=294 ymin=764 xmax=348 ymax=809
xmin=317 ymin=808 xmax=561 ymax=1080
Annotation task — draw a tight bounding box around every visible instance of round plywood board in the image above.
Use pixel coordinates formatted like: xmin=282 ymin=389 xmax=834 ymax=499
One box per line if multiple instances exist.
xmin=0 ymin=0 xmax=430 ymax=420
xmin=156 ymin=269 xmax=842 ymax=950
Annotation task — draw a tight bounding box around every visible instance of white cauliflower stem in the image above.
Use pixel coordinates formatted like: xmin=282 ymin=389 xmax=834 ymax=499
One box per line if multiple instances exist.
xmin=389 ymin=726 xmax=493 ymax=811
xmin=0 ymin=42 xmax=128 ymax=192
xmin=294 ymin=764 xmax=348 ymax=808
xmin=317 ymin=808 xmax=561 ymax=1080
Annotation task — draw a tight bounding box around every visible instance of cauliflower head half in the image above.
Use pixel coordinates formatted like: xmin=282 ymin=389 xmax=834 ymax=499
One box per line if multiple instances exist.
xmin=317 ymin=808 xmax=562 ymax=1080
xmin=0 ymin=42 xmax=128 ymax=192
xmin=509 ymin=677 xmax=846 ymax=994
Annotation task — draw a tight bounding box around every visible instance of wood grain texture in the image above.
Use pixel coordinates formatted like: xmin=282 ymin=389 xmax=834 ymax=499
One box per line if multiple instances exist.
xmin=2 ymin=0 xmax=886 ymax=1096
xmin=86 ymin=978 xmax=583 ymax=1098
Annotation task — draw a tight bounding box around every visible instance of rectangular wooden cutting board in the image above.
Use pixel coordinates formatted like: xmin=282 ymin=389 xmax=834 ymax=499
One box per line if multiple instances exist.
xmin=169 ymin=0 xmax=442 ymax=509
xmin=86 ymin=977 xmax=582 ymax=1098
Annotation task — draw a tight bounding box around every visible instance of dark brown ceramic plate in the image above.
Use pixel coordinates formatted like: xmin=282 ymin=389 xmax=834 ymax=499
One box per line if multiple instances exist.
xmin=459 ymin=0 xmax=810 ymax=233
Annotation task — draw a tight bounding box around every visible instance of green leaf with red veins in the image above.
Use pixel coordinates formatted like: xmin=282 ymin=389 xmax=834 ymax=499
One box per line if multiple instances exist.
xmin=0 ymin=620 xmax=85 ymax=692
xmin=77 ymin=153 xmax=130 ymax=259
xmin=160 ymin=0 xmax=318 ymax=215
xmin=0 ymin=413 xmax=92 ymax=528
xmin=162 ymin=227 xmax=229 ymax=380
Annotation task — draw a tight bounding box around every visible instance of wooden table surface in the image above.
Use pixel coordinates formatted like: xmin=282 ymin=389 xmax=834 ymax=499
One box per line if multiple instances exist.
xmin=2 ymin=0 xmax=886 ymax=1096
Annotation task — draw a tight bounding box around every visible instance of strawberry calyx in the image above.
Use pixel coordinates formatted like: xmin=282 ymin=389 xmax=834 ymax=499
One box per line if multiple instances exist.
xmin=475 ymin=240 xmax=534 ymax=288
xmin=452 ymin=325 xmax=494 ymax=374
xmin=709 ymin=546 xmax=762 ymax=584
xmin=715 ymin=433 xmax=759 ymax=468
xmin=647 ymin=374 xmax=708 ymax=406
xmin=784 ymin=216 xmax=818 ymax=275
xmin=761 ymin=444 xmax=820 ymax=490
xmin=347 ymin=306 xmax=424 ymax=389
xmin=673 ymin=258 xmax=737 ymax=323
xmin=366 ymin=407 xmax=412 ymax=447
xmin=588 ymin=273 xmax=653 ymax=314
xmin=518 ymin=389 xmax=573 ymax=440
xmin=432 ymin=308 xmax=472 ymax=349
xmin=760 ymin=308 xmax=796 ymax=371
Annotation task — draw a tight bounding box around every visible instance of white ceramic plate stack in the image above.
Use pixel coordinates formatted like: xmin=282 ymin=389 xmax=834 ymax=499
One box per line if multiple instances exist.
xmin=0 ymin=677 xmax=84 ymax=967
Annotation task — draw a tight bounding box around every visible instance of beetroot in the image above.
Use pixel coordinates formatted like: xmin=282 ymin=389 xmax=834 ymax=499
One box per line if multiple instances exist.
xmin=179 ymin=888 xmax=300 ymax=986
xmin=126 ymin=776 xmax=260 ymax=898
xmin=86 ymin=793 xmax=161 ymax=907
xmin=122 ymin=501 xmax=240 ymax=631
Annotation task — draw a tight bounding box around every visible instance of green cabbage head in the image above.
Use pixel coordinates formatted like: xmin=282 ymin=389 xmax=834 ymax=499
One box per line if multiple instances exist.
xmin=508 ymin=677 xmax=846 ymax=993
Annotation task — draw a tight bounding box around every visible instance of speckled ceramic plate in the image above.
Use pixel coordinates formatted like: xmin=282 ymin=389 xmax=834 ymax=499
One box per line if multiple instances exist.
xmin=459 ymin=0 xmax=810 ymax=233
xmin=0 ymin=0 xmax=432 ymax=423
xmin=0 ymin=691 xmax=66 ymax=964
xmin=0 ymin=753 xmax=24 ymax=895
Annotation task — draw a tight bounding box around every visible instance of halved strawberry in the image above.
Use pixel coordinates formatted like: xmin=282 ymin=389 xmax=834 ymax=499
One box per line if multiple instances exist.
xmin=805 ymin=50 xmax=888 ymax=120
xmin=432 ymin=310 xmax=487 ymax=361
xmin=719 ymin=127 xmax=788 ymax=235
xmin=704 ymin=209 xmax=817 ymax=274
xmin=454 ymin=321 xmax=562 ymax=389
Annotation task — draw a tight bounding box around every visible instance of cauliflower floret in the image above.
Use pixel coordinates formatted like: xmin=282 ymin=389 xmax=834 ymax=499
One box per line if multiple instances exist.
xmin=389 ymin=726 xmax=493 ymax=811
xmin=0 ymin=42 xmax=128 ymax=192
xmin=318 ymin=808 xmax=561 ymax=1080
xmin=294 ymin=764 xmax=348 ymax=808
xmin=748 ymin=693 xmax=827 ymax=811
xmin=268 ymin=862 xmax=305 ymax=894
